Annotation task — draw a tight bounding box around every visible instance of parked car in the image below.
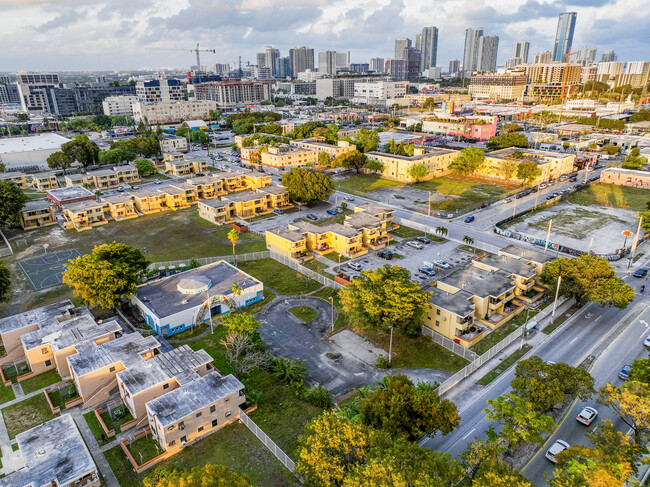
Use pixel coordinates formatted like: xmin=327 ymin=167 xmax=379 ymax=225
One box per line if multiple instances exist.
xmin=416 ymin=236 xmax=431 ymax=244
xmin=644 ymin=335 xmax=650 ymax=348
xmin=292 ymin=218 xmax=302 ymax=223
xmin=154 ymin=179 xmax=162 ymax=185
xmin=344 ymin=196 xmax=355 ymax=201
xmin=545 ymin=440 xmax=570 ymax=463
xmin=619 ymin=364 xmax=632 ymax=380
xmin=515 ymin=192 xmax=525 ymax=199
xmin=117 ymin=186 xmax=125 ymax=192
xmin=559 ymin=175 xmax=569 ymax=181
xmin=419 ymin=267 xmax=437 ymax=276
xmin=335 ymin=208 xmax=344 ymax=214
xmin=546 ymin=195 xmax=555 ymax=200
xmin=464 ymin=216 xmax=475 ymax=223
xmin=569 ymin=177 xmax=577 ymax=182
xmin=406 ymin=240 xmax=424 ymax=249
xmin=633 ymin=268 xmax=648 ymax=278
xmin=480 ymin=202 xmax=489 ymax=208
xmin=273 ymin=209 xmax=285 ymax=215
xmin=326 ymin=209 xmax=338 ymax=216
xmin=540 ymin=183 xmax=548 ymax=189
xmin=348 ymin=261 xmax=362 ymax=271
xmin=504 ymin=198 xmax=513 ymax=204
xmin=377 ymin=250 xmax=394 ymax=260
xmin=576 ymin=407 xmax=598 ymax=426
xmin=306 ymin=214 xmax=319 ymax=221
xmin=434 ymin=260 xmax=451 ymax=269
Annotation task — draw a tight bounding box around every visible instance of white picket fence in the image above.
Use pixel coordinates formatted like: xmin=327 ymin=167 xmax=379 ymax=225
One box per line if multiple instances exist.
xmin=239 ymin=408 xmax=296 ymax=473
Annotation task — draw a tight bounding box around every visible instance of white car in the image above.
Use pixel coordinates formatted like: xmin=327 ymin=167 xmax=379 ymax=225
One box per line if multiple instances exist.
xmin=348 ymin=262 xmax=362 ymax=271
xmin=576 ymin=406 xmax=598 ymax=426
xmin=406 ymin=241 xmax=424 ymax=250
xmin=644 ymin=335 xmax=650 ymax=348
xmin=434 ymin=260 xmax=451 ymax=269
xmin=545 ymin=440 xmax=570 ymax=463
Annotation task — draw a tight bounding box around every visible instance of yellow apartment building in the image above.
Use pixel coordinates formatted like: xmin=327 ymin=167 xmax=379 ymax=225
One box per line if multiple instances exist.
xmin=221 ymin=190 xmax=273 ymax=218
xmin=101 ymin=194 xmax=139 ymax=221
xmin=62 ymin=200 xmax=107 ymax=231
xmin=219 ymin=172 xmax=248 ymax=192
xmin=481 ymin=148 xmax=575 ymax=185
xmin=343 ymin=211 xmax=392 ymax=250
xmin=293 ymin=138 xmax=357 ymax=159
xmin=19 ymin=200 xmax=57 ymax=230
xmin=113 ymin=164 xmax=140 ymax=184
xmin=162 ymin=152 xmax=185 ymax=162
xmin=64 ymin=173 xmax=93 ymax=187
xmin=365 ymin=146 xmax=459 ymax=183
xmin=256 ymin=185 xmax=292 ymax=209
xmin=260 ymin=145 xmax=318 ymax=171
xmin=146 ymin=373 xmax=245 ymax=453
xmin=89 ymin=169 xmax=121 ymax=189
xmin=240 ymin=145 xmax=262 ymax=164
xmin=0 ymin=172 xmax=28 ymax=188
xmin=498 ymin=244 xmax=554 ymax=282
xmin=265 ymin=226 xmax=312 ymax=263
xmin=287 ymin=220 xmax=367 ymax=258
xmin=242 ymin=171 xmax=272 ymax=189
xmin=473 ymin=253 xmax=546 ymax=305
xmin=164 ymin=159 xmax=208 ymax=176
xmin=133 ymin=189 xmax=169 ymax=214
xmin=424 ymin=289 xmax=483 ymax=348
xmin=31 ymin=172 xmax=60 ymax=191
xmin=158 ymin=186 xmax=192 ymax=210
xmin=353 ymin=202 xmax=399 ymax=231
xmin=168 ymin=182 xmax=200 ymax=204
xmin=197 ymin=199 xmax=235 ymax=226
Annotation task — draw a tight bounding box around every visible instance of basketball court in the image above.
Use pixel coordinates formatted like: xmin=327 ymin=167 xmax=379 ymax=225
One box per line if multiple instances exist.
xmin=18 ymin=249 xmax=83 ymax=290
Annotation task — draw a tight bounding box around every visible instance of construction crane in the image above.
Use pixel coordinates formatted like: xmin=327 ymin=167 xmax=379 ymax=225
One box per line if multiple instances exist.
xmin=560 ymin=50 xmax=579 ymax=100
xmin=146 ymin=43 xmax=216 ymax=73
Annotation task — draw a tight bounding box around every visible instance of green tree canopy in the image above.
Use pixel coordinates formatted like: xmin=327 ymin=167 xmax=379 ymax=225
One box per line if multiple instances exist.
xmin=339 ymin=265 xmax=431 ymax=337
xmin=63 ymin=242 xmax=150 ymax=309
xmin=487 ymin=132 xmax=529 ymax=150
xmin=502 ymin=123 xmax=522 ymax=133
xmin=143 ymin=464 xmax=252 ymax=487
xmin=484 ymin=393 xmax=556 ymax=447
xmin=630 ymin=109 xmax=650 ymax=123
xmin=364 ymin=159 xmax=385 ymax=173
xmin=318 ymin=151 xmax=332 ymax=166
xmin=407 ymin=163 xmax=429 ymax=182
xmin=353 ymin=129 xmax=380 ymax=153
xmin=134 ymin=158 xmax=156 ymax=176
xmin=222 ymin=312 xmax=261 ymax=335
xmin=333 ymin=150 xmax=367 ymax=173
xmin=0 ymin=260 xmax=10 ymax=303
xmin=0 ymin=180 xmax=27 ymax=225
xmin=98 ymin=148 xmax=136 ymax=165
xmin=601 ymin=144 xmax=620 ymax=155
xmin=540 ymin=255 xmax=635 ymax=308
xmin=449 ymin=147 xmax=485 ymax=175
xmin=61 ymin=135 xmax=100 ymax=168
xmin=516 ymin=159 xmax=542 ymax=186
xmin=281 ymin=168 xmax=334 ymax=205
xmin=360 ymin=374 xmax=459 ymax=440
xmin=47 ymin=151 xmax=74 ymax=174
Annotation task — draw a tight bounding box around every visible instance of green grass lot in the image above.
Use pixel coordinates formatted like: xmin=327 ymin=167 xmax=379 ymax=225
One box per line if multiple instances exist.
xmin=0 ymin=384 xmax=15 ymax=405
xmin=84 ymin=411 xmax=110 ymax=444
xmin=415 ymin=177 xmax=514 ymax=214
xmin=303 ymin=259 xmax=336 ymax=279
xmin=237 ymin=258 xmax=321 ymax=295
xmin=566 ymin=182 xmax=649 ymax=212
xmin=288 ymin=306 xmax=318 ymax=322
xmin=333 ymin=174 xmax=403 ymax=195
xmin=323 ymin=252 xmax=350 ymax=263
xmin=476 ymin=344 xmax=533 ymax=386
xmin=20 ymin=370 xmax=62 ymax=394
xmin=3 ymin=394 xmax=58 ymax=439
xmin=471 ymin=310 xmax=539 ymax=355
xmin=390 ymin=225 xmax=446 ymax=242
xmin=104 ymin=423 xmax=293 ymax=487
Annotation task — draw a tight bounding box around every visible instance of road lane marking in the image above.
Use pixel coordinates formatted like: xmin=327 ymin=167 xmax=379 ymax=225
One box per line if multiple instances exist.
xmin=569 ymin=337 xmax=578 ymax=344
xmin=462 ymin=428 xmax=476 ymax=440
xmin=595 ymin=316 xmax=602 ymax=322
xmin=640 ymin=330 xmax=648 ymax=339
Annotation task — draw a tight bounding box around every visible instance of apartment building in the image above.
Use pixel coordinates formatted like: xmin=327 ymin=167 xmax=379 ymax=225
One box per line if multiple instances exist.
xmin=102 ymin=95 xmax=139 ymax=116
xmin=352 ymin=81 xmax=408 ymax=106
xmin=135 ymin=79 xmax=183 ymax=103
xmin=0 ymin=415 xmax=100 ymax=487
xmin=424 ymin=289 xmax=480 ymax=347
xmin=64 ymin=173 xmax=93 ymax=187
xmin=31 ymin=172 xmax=59 ymax=191
xmin=0 ymin=172 xmax=28 ymax=188
xmin=259 ymin=145 xmax=318 ymax=171
xmin=468 ymin=73 xmax=528 ymax=101
xmin=420 ymin=116 xmax=497 ymax=140
xmin=221 ymin=190 xmax=275 ymax=218
xmin=482 ymin=148 xmax=575 ymax=184
xmin=286 ymin=220 xmax=367 ymax=258
xmin=195 ymin=80 xmax=271 ymax=108
xmin=62 ymin=200 xmax=107 ymax=231
xmin=164 ymin=158 xmax=208 ymax=176
xmin=160 ymin=134 xmax=189 ymax=153
xmin=353 ymin=202 xmax=399 ymax=231
xmin=19 ymin=200 xmax=57 ymax=230
xmin=256 ymin=185 xmax=292 ymax=209
xmin=292 ymin=138 xmax=357 ymax=159
xmin=473 ymin=253 xmax=545 ymax=305
xmin=113 ymin=164 xmax=140 ymax=184
xmin=133 ymin=189 xmax=170 ymax=214
xmin=131 ymin=261 xmax=264 ymax=337
xmin=343 ymin=211 xmax=393 ymax=250
xmin=197 ymin=199 xmax=236 ymax=226
xmin=146 ymin=372 xmax=245 ymax=453
xmin=100 ymin=194 xmax=139 ymax=221
xmin=365 ymin=146 xmax=459 ymax=183
xmin=498 ymin=244 xmax=554 ymax=278
xmin=523 ymin=63 xmax=581 ymax=98
xmin=89 ymin=169 xmax=120 ymax=189
xmin=132 ymin=100 xmax=217 ymax=124
xmin=265 ymin=226 xmax=312 ymax=263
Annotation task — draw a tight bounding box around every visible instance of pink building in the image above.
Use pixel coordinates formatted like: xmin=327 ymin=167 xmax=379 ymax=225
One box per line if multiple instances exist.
xmin=600 ymin=168 xmax=650 ymax=189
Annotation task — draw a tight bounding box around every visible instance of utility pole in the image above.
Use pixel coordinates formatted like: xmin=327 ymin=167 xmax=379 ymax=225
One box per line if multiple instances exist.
xmin=544 ymin=219 xmax=553 ymax=254
xmin=388 ymin=325 xmax=394 ymax=365
xmin=329 ymin=297 xmax=335 ymax=333
xmin=551 ymin=275 xmax=562 ymax=319
xmin=628 ymin=216 xmax=644 ymax=270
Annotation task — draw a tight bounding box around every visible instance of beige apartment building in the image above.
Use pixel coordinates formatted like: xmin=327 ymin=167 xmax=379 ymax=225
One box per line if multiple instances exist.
xmin=64 ymin=173 xmax=93 ymax=187
xmin=264 ymin=226 xmax=312 ymax=263
xmin=62 ymin=200 xmax=107 ymax=231
xmin=482 ymin=148 xmax=575 ymax=184
xmin=365 ymin=146 xmax=459 ymax=183
xmin=113 ymin=164 xmax=140 ymax=184
xmin=0 ymin=172 xmax=28 ymax=188
xmin=101 ymin=194 xmax=139 ymax=221
xmin=287 ymin=220 xmax=367 ymax=258
xmin=292 ymin=138 xmax=357 ymax=160
xmin=89 ymin=169 xmax=120 ymax=189
xmin=197 ymin=199 xmax=236 ymax=226
xmin=259 ymin=145 xmax=318 ymax=171
xmin=31 ymin=172 xmax=59 ymax=191
xmin=132 ymin=100 xmax=217 ymax=124
xmin=160 ymin=134 xmax=189 ymax=153
xmin=19 ymin=200 xmax=57 ymax=230
xmin=133 ymin=189 xmax=170 ymax=214
xmin=164 ymin=159 xmax=209 ymax=176
xmin=468 ymin=73 xmax=528 ymax=101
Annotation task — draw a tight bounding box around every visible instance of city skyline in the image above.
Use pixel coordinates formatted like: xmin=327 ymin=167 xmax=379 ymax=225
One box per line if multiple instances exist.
xmin=0 ymin=0 xmax=646 ymax=72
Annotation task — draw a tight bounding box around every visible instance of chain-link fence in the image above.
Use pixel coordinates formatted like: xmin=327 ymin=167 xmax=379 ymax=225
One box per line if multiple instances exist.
xmin=396 ymin=217 xmax=501 ymax=254
xmin=148 ymin=251 xmax=271 ymax=271
xmin=420 ymin=326 xmax=478 ymax=361
xmin=239 ymin=408 xmax=296 ymax=473
xmin=270 ymin=252 xmax=345 ymax=290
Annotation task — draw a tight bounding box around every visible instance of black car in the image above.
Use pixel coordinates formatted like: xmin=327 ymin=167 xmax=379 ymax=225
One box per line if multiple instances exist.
xmin=377 ymin=250 xmax=394 ymax=260
xmin=569 ymin=177 xmax=577 ymax=182
xmin=416 ymin=236 xmax=431 ymax=244
xmin=633 ymin=268 xmax=648 ymax=278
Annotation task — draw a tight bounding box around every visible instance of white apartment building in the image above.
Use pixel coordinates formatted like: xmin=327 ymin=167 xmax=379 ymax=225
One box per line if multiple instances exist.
xmin=352 ymin=81 xmax=408 ymax=106
xmin=102 ymin=96 xmax=139 ymax=117
xmin=132 ymin=100 xmax=217 ymax=124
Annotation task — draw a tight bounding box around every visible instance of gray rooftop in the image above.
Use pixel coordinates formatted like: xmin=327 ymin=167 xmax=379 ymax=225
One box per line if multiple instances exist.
xmin=31 ymin=172 xmax=58 ymax=179
xmin=113 ymin=164 xmax=136 ymax=173
xmin=63 ymin=199 xmax=104 ymax=212
xmin=135 ymin=261 xmax=261 ymax=319
xmin=23 ymin=200 xmax=52 ymax=212
xmin=0 ymin=301 xmax=73 ymax=335
xmin=499 ymin=245 xmax=555 ymax=264
xmin=222 ymin=190 xmax=266 ymax=203
xmin=289 ymin=220 xmax=360 ymax=238
xmin=267 ymin=226 xmax=305 ymax=243
xmin=475 ymin=254 xmax=537 ymax=279
xmin=0 ymin=415 xmax=97 ymax=487
xmin=199 ymin=198 xmax=231 ymax=209
xmin=89 ymin=169 xmax=119 ymax=177
xmin=101 ymin=193 xmax=135 ymax=205
xmin=487 ymin=147 xmax=573 ymax=162
xmin=355 ymin=202 xmax=392 ymax=215
xmin=366 ymin=147 xmax=456 ymax=161
xmin=47 ymin=186 xmax=95 ymax=201
xmin=256 ymin=185 xmax=287 ymax=196
xmin=0 ymin=172 xmax=25 ymax=179
xmin=165 ymin=159 xmax=192 ymax=166
xmin=21 ymin=314 xmax=120 ymax=352
xmin=146 ymin=372 xmax=244 ymax=427
xmin=439 ymin=266 xmax=514 ymax=298
xmin=117 ymin=345 xmax=212 ymax=395
xmin=429 ymin=289 xmax=475 ymax=317
xmin=345 ymin=212 xmax=382 ymax=229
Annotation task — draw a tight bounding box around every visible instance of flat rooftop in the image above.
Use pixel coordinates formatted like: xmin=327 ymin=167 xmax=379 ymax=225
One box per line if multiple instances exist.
xmin=439 ymin=266 xmax=514 ymax=298
xmin=101 ymin=193 xmax=135 ymax=204
xmin=222 ymin=190 xmax=266 ymax=203
xmin=0 ymin=415 xmax=96 ymax=487
xmin=267 ymin=226 xmax=305 ymax=243
xmin=0 ymin=133 xmax=70 ymax=155
xmin=146 ymin=372 xmax=244 ymax=427
xmin=47 ymin=186 xmax=95 ymax=201
xmin=345 ymin=212 xmax=381 ymax=229
xmin=0 ymin=171 xmax=25 ymax=179
xmin=135 ymin=261 xmax=261 ymax=319
xmin=89 ymin=169 xmax=118 ymax=177
xmin=199 ymin=198 xmax=231 ymax=209
xmin=355 ymin=202 xmax=392 ymax=215
xmin=63 ymin=200 xmax=104 ymax=212
xmin=475 ymin=254 xmax=537 ymax=279
xmin=0 ymin=300 xmax=73 ymax=334
xmin=31 ymin=171 xmax=58 ymax=179
xmin=21 ymin=313 xmax=119 ymax=352
xmin=256 ymin=185 xmax=287 ymax=195
xmin=290 ymin=220 xmax=359 ymax=238
xmin=601 ymin=167 xmax=650 ymax=177
xmin=23 ymin=200 xmax=52 ymax=212
xmin=366 ymin=147 xmax=456 ymax=161
xmin=487 ymin=147 xmax=573 ymax=161
xmin=499 ymin=244 xmax=555 ymax=264
xmin=429 ymin=289 xmax=475 ymax=317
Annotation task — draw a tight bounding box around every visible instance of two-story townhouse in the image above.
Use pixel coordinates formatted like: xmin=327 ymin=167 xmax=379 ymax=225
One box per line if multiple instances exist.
xmin=158 ymin=186 xmax=190 ymax=210
xmin=256 ymin=185 xmax=292 ymax=209
xmin=343 ymin=211 xmax=391 ymax=250
xmin=473 ymin=253 xmax=545 ymax=304
xmin=64 ymin=173 xmax=93 ymax=187
xmin=19 ymin=200 xmax=57 ymax=230
xmin=221 ymin=190 xmax=272 ymax=218
xmin=168 ymin=182 xmax=200 ymax=205
xmin=265 ymin=226 xmax=312 ymax=263
xmin=62 ymin=200 xmax=107 ymax=231
xmin=0 ymin=172 xmax=28 ymax=188
xmin=365 ymin=147 xmax=459 ymax=183
xmin=287 ymin=220 xmax=367 ymax=258
xmin=113 ymin=164 xmax=140 ymax=184
xmin=133 ymin=189 xmax=169 ymax=214
xmin=31 ymin=172 xmax=60 ymax=191
xmin=424 ymin=289 xmax=483 ymax=348
xmin=197 ymin=199 xmax=235 ymax=226
xmin=89 ymin=169 xmax=120 ymax=189
xmin=100 ymin=194 xmax=138 ymax=221
xmin=353 ymin=202 xmax=399 ymax=231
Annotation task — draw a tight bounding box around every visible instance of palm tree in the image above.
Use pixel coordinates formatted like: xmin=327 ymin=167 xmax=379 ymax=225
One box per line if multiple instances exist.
xmin=227 ymin=282 xmax=244 ymax=310
xmin=435 ymin=226 xmax=448 ymax=238
xmin=463 ymin=235 xmax=475 ymax=253
xmin=227 ymin=229 xmax=240 ymax=266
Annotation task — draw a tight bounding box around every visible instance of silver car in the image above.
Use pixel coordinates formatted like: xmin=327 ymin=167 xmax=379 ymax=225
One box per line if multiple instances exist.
xmin=545 ymin=439 xmax=570 ymax=463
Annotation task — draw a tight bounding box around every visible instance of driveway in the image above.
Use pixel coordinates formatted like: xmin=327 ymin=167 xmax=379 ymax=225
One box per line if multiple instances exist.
xmin=257 ymin=296 xmax=452 ymax=396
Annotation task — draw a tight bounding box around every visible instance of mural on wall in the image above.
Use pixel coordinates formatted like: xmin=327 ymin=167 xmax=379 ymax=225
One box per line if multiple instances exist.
xmin=193 ymin=296 xmax=224 ymax=326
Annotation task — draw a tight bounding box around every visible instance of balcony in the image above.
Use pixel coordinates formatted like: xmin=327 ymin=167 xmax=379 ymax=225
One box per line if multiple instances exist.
xmin=517 ymin=285 xmax=547 ymax=304
xmin=365 ymin=236 xmax=393 ymax=250
xmin=454 ymin=324 xmax=486 ymax=348
xmin=478 ymin=301 xmax=524 ymax=329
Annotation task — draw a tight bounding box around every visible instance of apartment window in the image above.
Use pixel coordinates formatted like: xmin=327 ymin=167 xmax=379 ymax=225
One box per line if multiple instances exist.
xmin=435 ymin=321 xmax=440 ymax=327
xmin=109 ymin=367 xmax=115 ymax=373
xmin=180 ymin=436 xmax=187 ymax=443
xmin=225 ymin=411 xmax=232 ymax=418
xmin=224 ymin=397 xmax=229 ymax=402
xmin=198 ymin=426 xmax=204 ymax=432
xmin=41 ymin=348 xmax=48 ymax=355
xmin=436 ymin=309 xmax=441 ymax=316
xmin=45 ymin=360 xmax=52 ymax=367
xmin=196 ymin=412 xmax=202 ymax=418
xmin=169 ymin=440 xmax=175 ymax=446
xmin=210 ymin=405 xmax=216 ymax=413
xmin=212 ymin=419 xmax=218 ymax=427
xmin=427 ymin=316 xmax=431 ymax=320
xmin=178 ymin=421 xmax=185 ymax=430
xmin=163 ymin=383 xmax=169 ymax=390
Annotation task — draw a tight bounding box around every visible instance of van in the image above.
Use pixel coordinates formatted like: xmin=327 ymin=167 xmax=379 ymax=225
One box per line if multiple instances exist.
xmin=348 ymin=262 xmax=362 ymax=271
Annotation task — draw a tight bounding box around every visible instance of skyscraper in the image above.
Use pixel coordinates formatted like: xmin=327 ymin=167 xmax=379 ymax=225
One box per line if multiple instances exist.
xmin=420 ymin=26 xmax=439 ymax=71
xmin=335 ymin=51 xmax=350 ymax=68
xmin=448 ymin=59 xmax=460 ymax=75
xmin=256 ymin=53 xmax=266 ymax=68
xmin=512 ymin=41 xmax=530 ymax=64
xmin=414 ymin=34 xmax=423 ymax=53
xmin=463 ymin=28 xmax=484 ymax=73
xmin=477 ymin=35 xmax=499 ymax=72
xmin=552 ymin=12 xmax=577 ymax=62
xmin=395 ymin=38 xmax=412 ymax=60
xmin=533 ymin=51 xmax=552 ymax=64
xmin=289 ymin=46 xmax=314 ymax=77
xmin=318 ymin=51 xmax=337 ymax=76
xmin=575 ymin=46 xmax=597 ymax=64
xmin=265 ymin=46 xmax=280 ymax=76
xmin=370 ymin=58 xmax=385 ymax=73
xmin=601 ymin=50 xmax=616 ymax=62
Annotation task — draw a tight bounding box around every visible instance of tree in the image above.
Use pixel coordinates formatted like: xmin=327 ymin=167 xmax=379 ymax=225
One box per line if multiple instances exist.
xmin=386 ymin=139 xmax=398 ymax=155
xmin=134 ymin=158 xmax=156 ymax=176
xmin=622 ymin=149 xmax=648 ymax=169
xmin=630 ymin=109 xmax=650 ymax=123
xmin=363 ymin=159 xmax=385 ymax=173
xmin=562 ymin=141 xmax=571 ymax=151
xmin=0 ymin=181 xmax=27 ymax=225
xmin=98 ymin=148 xmax=136 ymax=165
xmin=497 ymin=159 xmax=518 ymax=184
xmin=227 ymin=229 xmax=239 ymax=265
xmin=61 ymin=135 xmax=100 ymax=167
xmin=540 ymin=255 xmax=634 ymax=308
xmin=0 ymin=261 xmax=10 ymax=303
xmin=281 ymin=168 xmax=334 ymax=205
xmin=516 ymin=159 xmax=542 ymax=186
xmin=463 ymin=235 xmax=475 ymax=253
xmin=486 ymin=132 xmax=529 ymax=150
xmin=144 ymin=464 xmax=252 ymax=487
xmin=601 ymin=144 xmax=620 ymax=155
xmin=137 ymin=136 xmax=162 ymax=157
xmin=339 ymin=265 xmax=431 ymax=337
xmin=407 ymin=163 xmax=429 ymax=182
xmin=360 ymin=374 xmax=459 ymax=440
xmin=271 ymin=356 xmax=308 ymax=383
xmin=222 ymin=312 xmax=261 ymax=335
xmin=549 ymin=444 xmax=633 ymax=487
xmin=334 ymin=150 xmax=367 ymax=173
xmin=628 ymin=356 xmax=650 ymax=384
xmin=353 ymin=129 xmax=380 ymax=153
xmin=599 ymin=381 xmax=650 ymax=446
xmin=0 ymin=158 xmax=4 ymax=172
xmin=16 ymin=113 xmax=29 ymax=122
xmin=484 ymin=393 xmax=556 ymax=447
xmin=47 ymin=151 xmax=74 ymax=174
xmin=511 ymin=356 xmax=595 ymax=413
xmin=502 ymin=123 xmax=522 ymax=133
xmin=220 ymin=332 xmax=269 ymax=377
xmin=62 ymin=242 xmax=149 ymax=309
xmin=449 ymin=147 xmax=485 ymax=175
xmin=318 ymin=151 xmax=332 ymax=166
xmin=435 ymin=226 xmax=448 ymax=237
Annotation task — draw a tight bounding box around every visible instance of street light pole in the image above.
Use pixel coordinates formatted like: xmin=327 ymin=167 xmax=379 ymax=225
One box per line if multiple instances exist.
xmin=521 ymin=307 xmax=531 ymax=349
xmin=551 ymin=275 xmax=562 ymax=320
xmin=388 ymin=325 xmax=394 ymax=365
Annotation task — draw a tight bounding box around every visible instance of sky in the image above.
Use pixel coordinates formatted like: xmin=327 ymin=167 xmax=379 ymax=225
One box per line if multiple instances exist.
xmin=0 ymin=0 xmax=648 ymax=72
